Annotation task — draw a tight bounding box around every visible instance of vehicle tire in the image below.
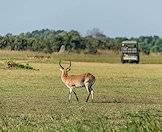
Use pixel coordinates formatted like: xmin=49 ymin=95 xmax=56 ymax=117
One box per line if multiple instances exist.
xmin=122 ymin=61 xmax=124 ymax=64
xmin=121 ymin=55 xmax=125 ymax=64
xmin=121 ymin=57 xmax=124 ymax=63
xmin=134 ymin=60 xmax=139 ymax=64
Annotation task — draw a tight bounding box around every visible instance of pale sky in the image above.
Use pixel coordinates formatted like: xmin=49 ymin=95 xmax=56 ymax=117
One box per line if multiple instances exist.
xmin=0 ymin=0 xmax=162 ymax=37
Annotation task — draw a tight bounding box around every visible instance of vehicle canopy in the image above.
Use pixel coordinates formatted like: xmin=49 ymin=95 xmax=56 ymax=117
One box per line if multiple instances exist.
xmin=122 ymin=41 xmax=137 ymax=44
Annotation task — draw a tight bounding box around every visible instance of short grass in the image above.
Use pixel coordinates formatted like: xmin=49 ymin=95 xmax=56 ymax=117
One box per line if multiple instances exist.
xmin=0 ymin=50 xmax=161 ymax=131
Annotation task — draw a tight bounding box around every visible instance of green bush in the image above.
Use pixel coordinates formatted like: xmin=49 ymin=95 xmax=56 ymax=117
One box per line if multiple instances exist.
xmin=7 ymin=61 xmax=36 ymax=70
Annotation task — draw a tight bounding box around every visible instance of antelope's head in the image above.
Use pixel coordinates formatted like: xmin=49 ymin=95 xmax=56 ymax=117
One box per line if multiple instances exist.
xmin=59 ymin=60 xmax=71 ymax=76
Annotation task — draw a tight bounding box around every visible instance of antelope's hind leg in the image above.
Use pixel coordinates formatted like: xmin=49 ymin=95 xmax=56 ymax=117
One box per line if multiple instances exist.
xmin=85 ymin=83 xmax=93 ymax=102
xmin=91 ymin=89 xmax=94 ymax=102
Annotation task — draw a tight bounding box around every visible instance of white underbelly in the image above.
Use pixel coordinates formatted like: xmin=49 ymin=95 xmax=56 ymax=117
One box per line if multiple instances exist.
xmin=65 ymin=83 xmax=84 ymax=88
xmin=62 ymin=78 xmax=85 ymax=88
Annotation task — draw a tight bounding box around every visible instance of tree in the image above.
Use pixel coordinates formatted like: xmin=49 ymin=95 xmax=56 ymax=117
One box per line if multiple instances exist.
xmin=87 ymin=28 xmax=106 ymax=38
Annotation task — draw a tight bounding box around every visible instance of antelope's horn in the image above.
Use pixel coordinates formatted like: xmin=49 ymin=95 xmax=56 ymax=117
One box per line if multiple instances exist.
xmin=67 ymin=61 xmax=71 ymax=69
xmin=59 ymin=60 xmax=64 ymax=69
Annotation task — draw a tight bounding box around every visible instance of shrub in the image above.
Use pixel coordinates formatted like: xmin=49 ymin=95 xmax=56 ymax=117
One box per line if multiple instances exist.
xmin=7 ymin=61 xmax=37 ymax=70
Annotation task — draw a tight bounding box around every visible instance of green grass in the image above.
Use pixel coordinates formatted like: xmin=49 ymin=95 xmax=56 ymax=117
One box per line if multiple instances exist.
xmin=0 ymin=50 xmax=161 ymax=131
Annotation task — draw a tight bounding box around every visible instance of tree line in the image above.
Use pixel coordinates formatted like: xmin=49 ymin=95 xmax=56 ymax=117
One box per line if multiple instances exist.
xmin=0 ymin=29 xmax=162 ymax=54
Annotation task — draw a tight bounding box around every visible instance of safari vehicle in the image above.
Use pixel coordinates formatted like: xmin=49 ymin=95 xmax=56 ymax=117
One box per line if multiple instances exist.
xmin=121 ymin=41 xmax=140 ymax=64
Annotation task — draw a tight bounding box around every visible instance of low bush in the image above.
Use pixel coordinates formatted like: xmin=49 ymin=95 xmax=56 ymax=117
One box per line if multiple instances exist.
xmin=7 ymin=61 xmax=37 ymax=70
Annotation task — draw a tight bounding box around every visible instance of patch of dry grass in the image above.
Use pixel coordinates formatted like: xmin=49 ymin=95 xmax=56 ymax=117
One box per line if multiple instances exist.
xmin=0 ymin=49 xmax=162 ymax=64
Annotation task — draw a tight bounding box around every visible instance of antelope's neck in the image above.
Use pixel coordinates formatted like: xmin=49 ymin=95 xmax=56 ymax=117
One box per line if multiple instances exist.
xmin=61 ymin=72 xmax=68 ymax=81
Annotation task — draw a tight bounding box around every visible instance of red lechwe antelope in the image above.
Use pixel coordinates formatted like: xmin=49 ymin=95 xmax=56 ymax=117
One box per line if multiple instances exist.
xmin=59 ymin=60 xmax=96 ymax=102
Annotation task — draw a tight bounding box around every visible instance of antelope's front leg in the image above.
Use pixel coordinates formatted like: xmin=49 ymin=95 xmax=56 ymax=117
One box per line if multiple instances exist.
xmin=68 ymin=88 xmax=73 ymax=102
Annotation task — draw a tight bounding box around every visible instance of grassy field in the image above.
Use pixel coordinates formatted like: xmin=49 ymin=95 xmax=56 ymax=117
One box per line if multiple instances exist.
xmin=0 ymin=50 xmax=161 ymax=131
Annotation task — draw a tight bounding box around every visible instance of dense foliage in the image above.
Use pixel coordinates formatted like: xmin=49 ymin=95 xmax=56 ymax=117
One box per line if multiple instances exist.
xmin=0 ymin=29 xmax=162 ymax=53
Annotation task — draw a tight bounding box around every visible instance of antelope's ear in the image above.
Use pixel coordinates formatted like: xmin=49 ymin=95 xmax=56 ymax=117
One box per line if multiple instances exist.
xmin=60 ymin=68 xmax=63 ymax=71
xmin=66 ymin=68 xmax=71 ymax=71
